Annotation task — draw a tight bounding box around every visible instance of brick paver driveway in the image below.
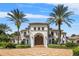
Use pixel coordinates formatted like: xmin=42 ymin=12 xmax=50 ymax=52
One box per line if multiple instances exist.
xmin=0 ymin=47 xmax=73 ymax=56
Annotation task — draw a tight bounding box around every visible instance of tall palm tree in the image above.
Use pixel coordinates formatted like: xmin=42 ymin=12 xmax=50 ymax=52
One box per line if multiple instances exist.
xmin=7 ymin=9 xmax=28 ymax=44
xmin=48 ymin=4 xmax=74 ymax=44
xmin=0 ymin=24 xmax=11 ymax=34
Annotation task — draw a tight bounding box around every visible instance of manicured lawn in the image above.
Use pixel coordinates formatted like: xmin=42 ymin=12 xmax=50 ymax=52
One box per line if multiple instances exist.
xmin=0 ymin=47 xmax=73 ymax=56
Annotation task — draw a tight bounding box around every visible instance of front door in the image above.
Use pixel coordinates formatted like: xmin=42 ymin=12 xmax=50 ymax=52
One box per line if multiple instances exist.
xmin=35 ymin=35 xmax=43 ymax=45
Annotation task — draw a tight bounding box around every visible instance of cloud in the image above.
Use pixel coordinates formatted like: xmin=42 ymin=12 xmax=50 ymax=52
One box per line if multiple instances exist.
xmin=1 ymin=4 xmax=79 ymax=19
xmin=48 ymin=3 xmax=79 ymax=16
xmin=65 ymin=3 xmax=79 ymax=15
xmin=17 ymin=4 xmax=50 ymax=13
xmin=0 ymin=12 xmax=8 ymax=18
xmin=25 ymin=13 xmax=51 ymax=18
xmin=0 ymin=11 xmax=51 ymax=18
xmin=16 ymin=4 xmax=34 ymax=8
xmin=40 ymin=9 xmax=50 ymax=13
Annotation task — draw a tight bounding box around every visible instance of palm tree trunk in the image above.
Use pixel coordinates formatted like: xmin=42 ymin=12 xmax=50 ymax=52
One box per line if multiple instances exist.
xmin=17 ymin=28 xmax=20 ymax=44
xmin=58 ymin=24 xmax=61 ymax=44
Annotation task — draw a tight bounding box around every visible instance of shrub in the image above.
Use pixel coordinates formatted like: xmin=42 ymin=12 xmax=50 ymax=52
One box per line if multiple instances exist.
xmin=0 ymin=33 xmax=10 ymax=42
xmin=52 ymin=39 xmax=58 ymax=44
xmin=21 ymin=39 xmax=26 ymax=45
xmin=5 ymin=42 xmax=16 ymax=48
xmin=73 ymin=46 xmax=79 ymax=56
xmin=0 ymin=42 xmax=7 ymax=48
xmin=65 ymin=42 xmax=78 ymax=48
xmin=48 ymin=44 xmax=66 ymax=48
xmin=16 ymin=44 xmax=30 ymax=48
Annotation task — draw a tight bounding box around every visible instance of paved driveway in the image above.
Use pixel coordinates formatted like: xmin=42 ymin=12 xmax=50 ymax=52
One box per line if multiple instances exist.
xmin=0 ymin=48 xmax=73 ymax=56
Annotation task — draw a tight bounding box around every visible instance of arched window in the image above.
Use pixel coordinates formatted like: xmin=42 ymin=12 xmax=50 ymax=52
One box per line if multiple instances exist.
xmin=24 ymin=32 xmax=26 ymax=36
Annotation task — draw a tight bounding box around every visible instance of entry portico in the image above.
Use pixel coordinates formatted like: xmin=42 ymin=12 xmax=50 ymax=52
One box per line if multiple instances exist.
xmin=29 ymin=23 xmax=49 ymax=47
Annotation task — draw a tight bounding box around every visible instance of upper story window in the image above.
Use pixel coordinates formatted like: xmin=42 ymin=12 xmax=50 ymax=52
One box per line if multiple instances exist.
xmin=51 ymin=32 xmax=54 ymax=36
xmin=34 ymin=27 xmax=36 ymax=30
xmin=38 ymin=27 xmax=40 ymax=30
xmin=56 ymin=31 xmax=58 ymax=35
xmin=24 ymin=32 xmax=26 ymax=36
xmin=42 ymin=27 xmax=44 ymax=30
xmin=28 ymin=30 xmax=29 ymax=33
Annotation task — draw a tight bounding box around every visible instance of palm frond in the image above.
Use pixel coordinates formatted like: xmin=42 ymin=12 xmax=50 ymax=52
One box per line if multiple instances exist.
xmin=47 ymin=18 xmax=55 ymax=24
xmin=0 ymin=24 xmax=11 ymax=32
xmin=63 ymin=11 xmax=73 ymax=18
xmin=64 ymin=20 xmax=71 ymax=27
xmin=47 ymin=4 xmax=74 ymax=27
xmin=21 ymin=18 xmax=29 ymax=22
xmin=7 ymin=13 xmax=17 ymax=20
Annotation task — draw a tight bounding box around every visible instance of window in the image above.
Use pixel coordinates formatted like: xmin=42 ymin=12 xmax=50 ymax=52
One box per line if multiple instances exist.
xmin=38 ymin=27 xmax=40 ymax=30
xmin=21 ymin=39 xmax=26 ymax=44
xmin=49 ymin=40 xmax=51 ymax=44
xmin=27 ymin=40 xmax=29 ymax=44
xmin=13 ymin=39 xmax=15 ymax=43
xmin=34 ymin=27 xmax=36 ymax=30
xmin=51 ymin=32 xmax=54 ymax=36
xmin=28 ymin=31 xmax=29 ymax=33
xmin=77 ymin=40 xmax=79 ymax=43
xmin=24 ymin=32 xmax=26 ymax=36
xmin=56 ymin=32 xmax=58 ymax=35
xmin=42 ymin=27 xmax=44 ymax=30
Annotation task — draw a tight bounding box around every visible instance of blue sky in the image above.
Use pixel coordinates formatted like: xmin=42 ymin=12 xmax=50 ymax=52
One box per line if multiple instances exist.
xmin=0 ymin=3 xmax=79 ymax=36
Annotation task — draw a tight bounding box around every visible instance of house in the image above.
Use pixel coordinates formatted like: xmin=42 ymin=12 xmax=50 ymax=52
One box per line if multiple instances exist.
xmin=12 ymin=22 xmax=67 ymax=48
xmin=69 ymin=35 xmax=79 ymax=43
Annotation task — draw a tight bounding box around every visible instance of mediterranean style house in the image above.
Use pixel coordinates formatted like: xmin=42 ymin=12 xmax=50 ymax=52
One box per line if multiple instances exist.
xmin=68 ymin=35 xmax=79 ymax=43
xmin=12 ymin=22 xmax=67 ymax=48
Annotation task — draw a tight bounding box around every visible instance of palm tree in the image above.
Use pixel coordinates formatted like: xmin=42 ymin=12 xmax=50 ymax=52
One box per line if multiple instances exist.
xmin=48 ymin=4 xmax=74 ymax=44
xmin=7 ymin=9 xmax=28 ymax=44
xmin=0 ymin=24 xmax=11 ymax=34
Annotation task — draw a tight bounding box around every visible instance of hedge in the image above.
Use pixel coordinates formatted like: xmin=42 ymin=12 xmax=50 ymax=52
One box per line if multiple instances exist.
xmin=48 ymin=44 xmax=66 ymax=48
xmin=16 ymin=44 xmax=31 ymax=48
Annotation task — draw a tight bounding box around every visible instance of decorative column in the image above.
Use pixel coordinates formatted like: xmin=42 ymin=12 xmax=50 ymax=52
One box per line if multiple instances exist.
xmin=45 ymin=36 xmax=48 ymax=48
xmin=31 ymin=36 xmax=34 ymax=47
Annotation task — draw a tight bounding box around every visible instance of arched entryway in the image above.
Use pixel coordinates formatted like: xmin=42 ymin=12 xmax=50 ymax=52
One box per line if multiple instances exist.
xmin=34 ymin=33 xmax=43 ymax=45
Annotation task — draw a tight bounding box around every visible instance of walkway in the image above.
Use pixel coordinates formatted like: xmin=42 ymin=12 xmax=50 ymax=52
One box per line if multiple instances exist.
xmin=0 ymin=47 xmax=73 ymax=56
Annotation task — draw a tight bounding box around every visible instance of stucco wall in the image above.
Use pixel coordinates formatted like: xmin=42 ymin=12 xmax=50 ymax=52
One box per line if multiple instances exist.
xmin=29 ymin=24 xmax=48 ymax=47
xmin=20 ymin=23 xmax=67 ymax=47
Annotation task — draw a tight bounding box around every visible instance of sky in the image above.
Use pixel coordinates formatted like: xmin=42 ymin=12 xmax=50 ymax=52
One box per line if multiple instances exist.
xmin=0 ymin=3 xmax=79 ymax=36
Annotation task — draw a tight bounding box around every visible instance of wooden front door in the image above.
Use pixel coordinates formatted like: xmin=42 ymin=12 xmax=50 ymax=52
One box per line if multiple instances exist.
xmin=35 ymin=35 xmax=43 ymax=45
